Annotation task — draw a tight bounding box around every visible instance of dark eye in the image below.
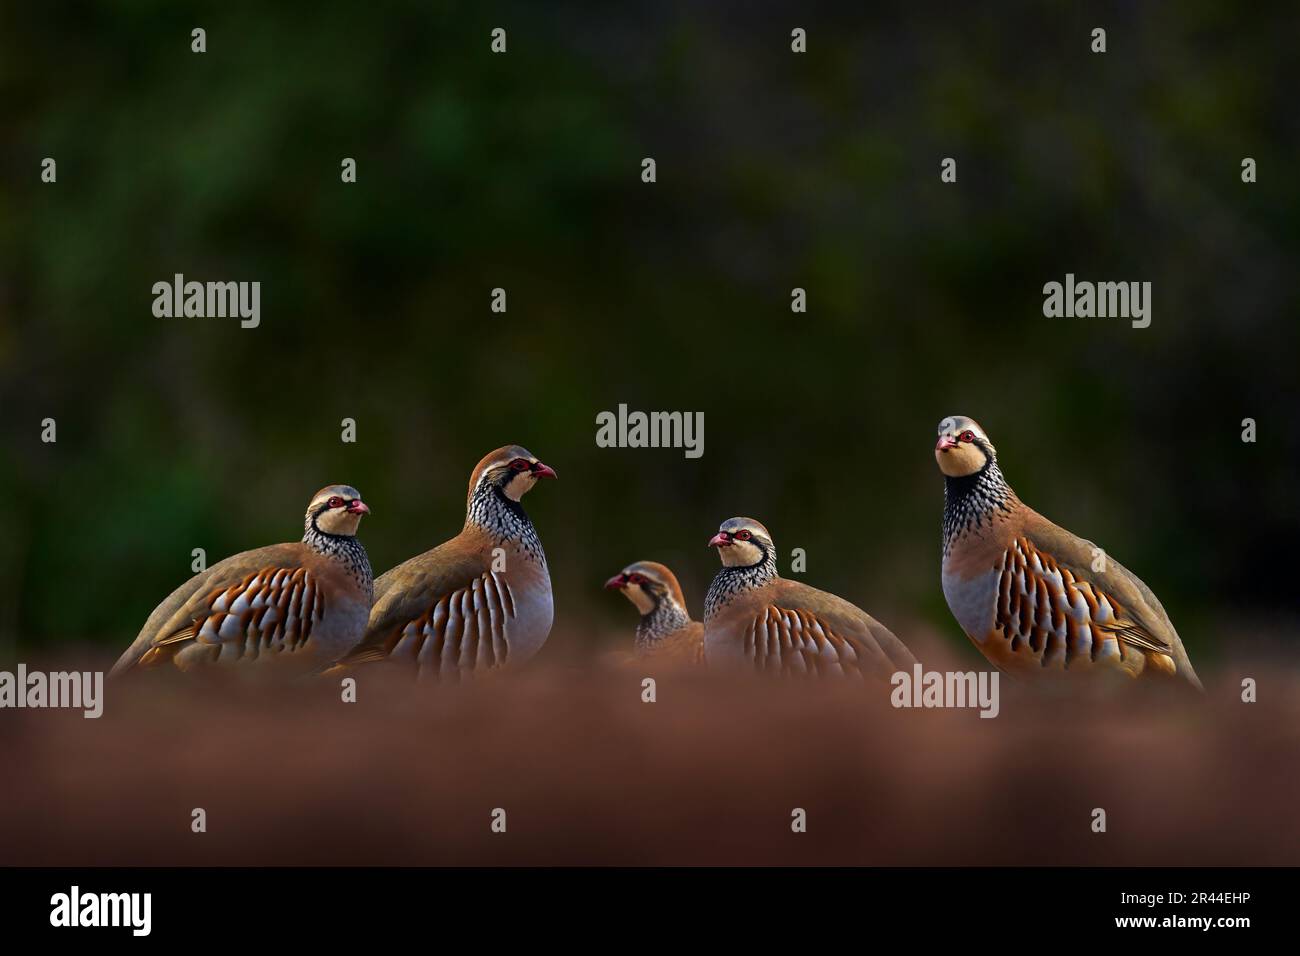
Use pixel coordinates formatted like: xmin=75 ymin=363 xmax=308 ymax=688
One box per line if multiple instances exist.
xmin=735 ymin=530 xmax=752 ymax=540
xmin=959 ymin=431 xmax=975 ymax=443
xmin=327 ymin=496 xmax=344 ymax=508
xmin=510 ymin=459 xmax=530 ymax=471
xmin=628 ymin=574 xmax=644 ymax=585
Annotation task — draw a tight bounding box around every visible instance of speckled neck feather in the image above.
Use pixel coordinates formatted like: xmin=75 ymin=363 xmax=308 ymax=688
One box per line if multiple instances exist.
xmin=636 ymin=596 xmax=692 ymax=646
xmin=705 ymin=547 xmax=777 ymax=619
xmin=942 ymin=459 xmax=1017 ymax=557
xmin=303 ymin=515 xmax=374 ymax=598
xmin=466 ymin=478 xmax=547 ymax=567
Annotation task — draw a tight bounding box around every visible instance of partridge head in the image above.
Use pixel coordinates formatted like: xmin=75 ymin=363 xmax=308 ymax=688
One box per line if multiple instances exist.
xmin=708 ymin=518 xmax=774 ymax=568
xmin=309 ymin=484 xmax=371 ymax=534
xmin=934 ymin=415 xmax=997 ymax=478
xmin=468 ymin=445 xmax=558 ymax=505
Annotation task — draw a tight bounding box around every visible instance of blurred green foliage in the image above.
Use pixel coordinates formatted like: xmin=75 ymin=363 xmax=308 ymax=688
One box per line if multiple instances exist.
xmin=2 ymin=2 xmax=1296 ymax=662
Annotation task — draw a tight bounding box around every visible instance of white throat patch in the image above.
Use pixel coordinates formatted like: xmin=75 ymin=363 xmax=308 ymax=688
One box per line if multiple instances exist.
xmin=720 ymin=540 xmax=765 ymax=567
xmin=624 ymin=583 xmax=656 ymax=615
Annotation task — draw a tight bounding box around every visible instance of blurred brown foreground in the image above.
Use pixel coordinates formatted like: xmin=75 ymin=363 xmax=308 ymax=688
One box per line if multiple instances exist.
xmin=2 ymin=649 xmax=1296 ymax=867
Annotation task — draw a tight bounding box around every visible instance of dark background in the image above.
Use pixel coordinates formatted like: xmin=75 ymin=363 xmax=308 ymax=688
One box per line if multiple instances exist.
xmin=2 ymin=1 xmax=1297 ymax=667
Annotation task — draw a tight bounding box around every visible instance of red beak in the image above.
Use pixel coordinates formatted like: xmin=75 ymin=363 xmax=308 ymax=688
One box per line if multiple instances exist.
xmin=604 ymin=573 xmax=627 ymax=590
xmin=935 ymin=436 xmax=958 ymax=451
xmin=531 ymin=462 xmax=558 ymax=479
xmin=708 ymin=532 xmax=731 ymax=548
xmin=347 ymin=500 xmax=371 ymax=515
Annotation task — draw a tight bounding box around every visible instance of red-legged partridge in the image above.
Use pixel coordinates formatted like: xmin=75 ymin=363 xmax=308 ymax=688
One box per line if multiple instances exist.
xmin=935 ymin=415 xmax=1202 ymax=688
xmin=703 ymin=517 xmax=915 ymax=678
xmin=605 ymin=561 xmax=705 ymax=664
xmin=112 ymin=485 xmax=373 ymax=676
xmin=335 ymin=445 xmax=556 ymax=681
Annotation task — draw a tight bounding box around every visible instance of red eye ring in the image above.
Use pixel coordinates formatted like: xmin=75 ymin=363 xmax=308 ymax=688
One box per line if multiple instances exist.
xmin=510 ymin=459 xmax=530 ymax=471
xmin=628 ymin=574 xmax=644 ymax=585
xmin=327 ymin=496 xmax=344 ymax=508
xmin=735 ymin=530 xmax=752 ymax=540
xmin=959 ymin=431 xmax=975 ymax=443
